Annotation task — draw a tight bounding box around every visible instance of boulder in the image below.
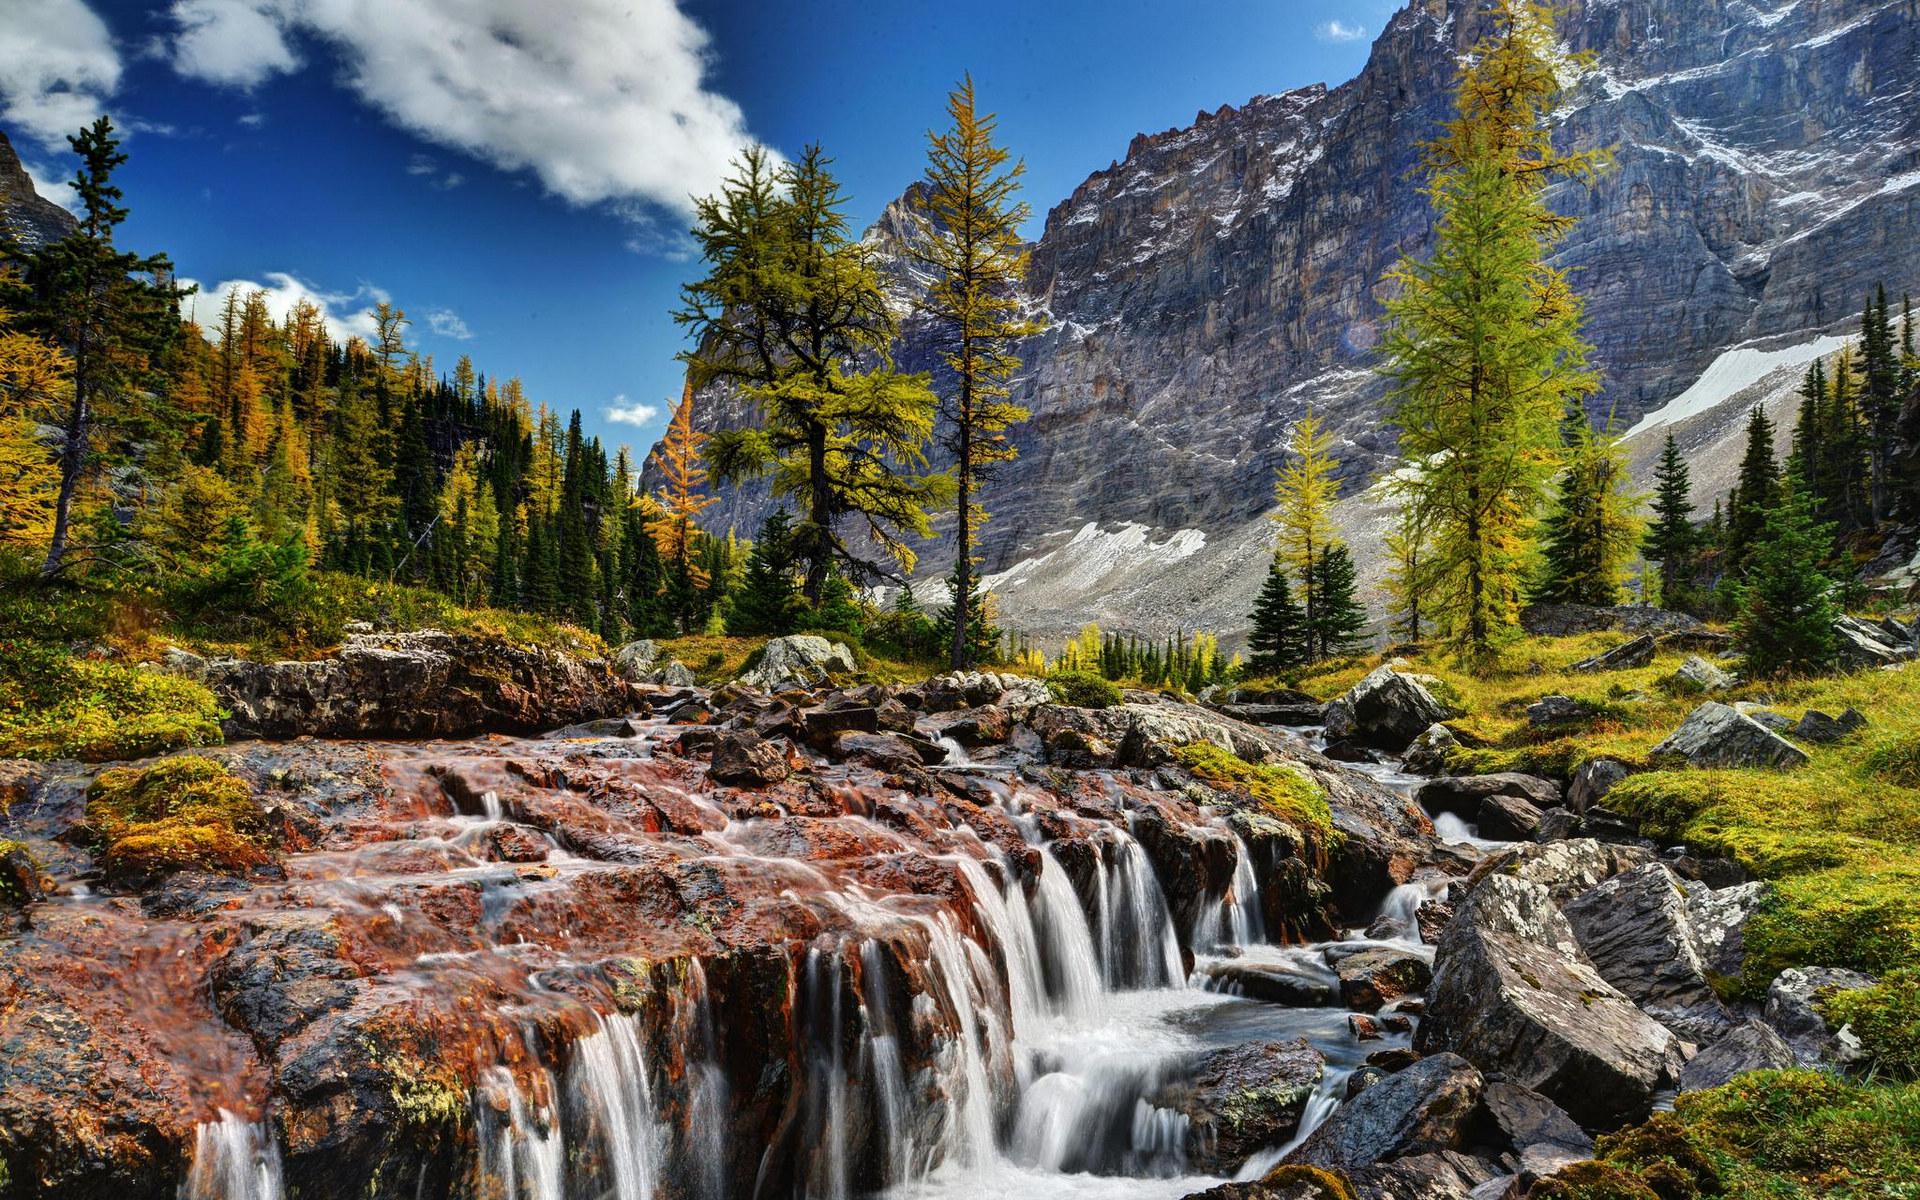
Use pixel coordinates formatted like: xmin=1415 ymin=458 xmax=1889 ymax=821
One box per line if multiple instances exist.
xmin=1287 ymin=1052 xmax=1484 ymax=1175
xmin=1213 ymin=703 xmax=1328 ymax=727
xmin=655 ymin=660 xmax=697 ymax=688
xmin=1402 ymin=724 xmax=1460 ymax=775
xmin=612 ymin=639 xmax=658 ymax=680
xmin=1683 ymin=880 xmax=1766 ymax=980
xmin=1834 ymin=614 xmax=1915 ymax=667
xmin=1336 ymin=666 xmax=1450 ymax=752
xmin=1561 ymin=864 xmax=1737 ymax=1042
xmin=1679 ymin=1021 xmax=1798 ymax=1091
xmin=1763 ymin=967 xmax=1875 ymax=1067
xmin=1567 ymin=759 xmax=1629 ymax=813
xmin=1322 ymin=698 xmax=1355 ymax=742
xmin=1520 ymin=604 xmax=1703 ymax=639
xmin=1665 ymin=655 xmax=1734 ymax=694
xmin=1532 ymin=809 xmax=1581 ymax=842
xmin=1476 ymin=795 xmax=1545 ymax=842
xmin=1474 ymin=1080 xmax=1593 ymax=1174
xmin=734 ymin=636 xmax=859 ymax=692
xmin=1651 ymin=702 xmax=1809 ymax=769
xmin=1466 ymin=839 xmax=1654 ymax=903
xmin=833 ymin=732 xmax=937 ymax=774
xmin=1416 ymin=874 xmax=1684 ymax=1127
xmin=708 ymin=731 xmax=790 ymax=787
xmin=1570 ymin=635 xmax=1655 ymax=673
xmin=1526 ymin=695 xmax=1588 ymax=727
xmin=1734 ymin=702 xmax=1794 ymax=732
xmin=1333 ymin=945 xmax=1433 ymax=1012
xmin=1793 ymin=708 xmax=1866 ymax=743
xmin=1155 ymin=1039 xmax=1326 ymax=1172
xmin=1417 ymin=774 xmax=1562 ymax=818
xmin=1196 ymin=961 xmax=1340 ymax=1008
xmin=938 ymin=706 xmax=1013 ymax=745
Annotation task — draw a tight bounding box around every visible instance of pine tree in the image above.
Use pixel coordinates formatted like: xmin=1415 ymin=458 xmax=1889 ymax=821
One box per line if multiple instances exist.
xmin=1273 ymin=408 xmax=1339 ymax=658
xmin=912 ymin=76 xmax=1043 ymax=669
xmin=1533 ymin=417 xmax=1644 ymax=606
xmin=1307 ymin=545 xmax=1369 ymax=659
xmin=1789 ymin=362 xmax=1826 ymax=513
xmin=1378 ymin=2 xmax=1605 ymax=673
xmin=1383 ymin=507 xmax=1436 ymax=645
xmin=933 ymin=558 xmax=1002 ymax=666
xmin=1644 ymin=432 xmax=1696 ymax=608
xmin=681 ymin=146 xmax=951 ymax=602
xmin=1733 ymin=472 xmax=1839 ymax=678
xmin=28 ymin=117 xmax=187 ymax=576
xmin=1860 ymin=285 xmax=1899 ymax=523
xmin=729 ymin=509 xmax=803 ymax=636
xmin=1246 ymin=557 xmax=1307 ymax=674
xmin=1724 ymin=404 xmax=1781 ymax=576
xmin=0 ymin=304 xmax=68 ymax=549
xmin=647 ymin=382 xmax=717 ymax=631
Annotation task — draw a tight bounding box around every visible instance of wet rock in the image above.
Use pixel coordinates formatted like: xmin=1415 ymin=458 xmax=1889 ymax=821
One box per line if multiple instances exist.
xmin=1466 ymin=839 xmax=1654 ymax=903
xmin=1212 ymin=703 xmax=1328 ymax=727
xmin=1322 ymin=699 xmax=1355 ymax=743
xmin=1 ymin=839 xmax=42 ymax=905
xmin=1416 ymin=874 xmax=1685 ymax=1127
xmin=1793 ymin=707 xmax=1866 ymax=743
xmin=1665 ymin=655 xmax=1734 ymax=695
xmin=1368 ymin=1047 xmax=1423 ymax=1072
xmin=1473 ymin=1080 xmax=1593 ymax=1173
xmin=1532 ymin=809 xmax=1581 ymax=842
xmin=1570 ymin=635 xmax=1655 ymax=673
xmin=1320 ymin=740 xmax=1378 ymax=764
xmin=1567 ymin=759 xmax=1629 ymax=813
xmin=1346 ymin=1066 xmax=1388 ymax=1099
xmin=1176 ymin=1165 xmax=1356 ymax=1200
xmin=1197 ymin=960 xmax=1340 ymax=1007
xmin=1402 ymin=724 xmax=1460 ymax=776
xmin=479 ymin=823 xmax=551 ymax=863
xmin=1350 ymin=1150 xmax=1501 ymax=1199
xmin=1680 ymin=1020 xmax=1798 ymax=1091
xmin=1415 ymin=899 xmax=1455 ymax=944
xmin=1526 ymin=695 xmax=1588 ymax=727
xmin=1562 ymin=864 xmax=1737 ymax=1042
xmin=1335 ymin=666 xmax=1450 ymax=752
xmin=938 ymin=705 xmax=1012 ymax=745
xmin=1287 ymin=1051 xmax=1484 ymax=1175
xmin=833 ymin=732 xmax=936 ymax=775
xmin=708 ymin=731 xmax=790 ymax=787
xmin=1158 ymin=1039 xmax=1326 ymax=1172
xmin=1333 ymin=945 xmax=1434 ymax=1012
xmin=1475 ymin=795 xmax=1544 ymax=842
xmin=800 ymin=702 xmax=881 ymax=744
xmin=734 ymin=635 xmax=858 ymax=692
xmin=1349 ymin=1013 xmax=1384 ymax=1041
xmin=1763 ymin=966 xmax=1876 ymax=1067
xmin=1418 ymin=774 xmax=1562 ymax=819
xmin=1651 ymin=702 xmax=1809 ymax=770
xmin=167 ymin=630 xmax=640 ymax=739
xmin=543 ymin=716 xmax=641 ymax=740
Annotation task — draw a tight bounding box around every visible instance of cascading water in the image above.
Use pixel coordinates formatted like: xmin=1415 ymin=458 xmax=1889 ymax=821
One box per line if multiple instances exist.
xmin=1190 ymin=835 xmax=1265 ymax=954
xmin=1093 ymin=829 xmax=1185 ymax=990
xmin=475 ymin=1066 xmax=566 ymax=1200
xmin=566 ymin=1013 xmax=666 ymax=1200
xmin=181 ymin=1110 xmax=284 ymax=1200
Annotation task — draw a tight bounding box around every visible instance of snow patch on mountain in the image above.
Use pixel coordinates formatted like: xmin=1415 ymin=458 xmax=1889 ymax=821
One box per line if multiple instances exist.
xmin=1625 ymin=334 xmax=1852 ymax=439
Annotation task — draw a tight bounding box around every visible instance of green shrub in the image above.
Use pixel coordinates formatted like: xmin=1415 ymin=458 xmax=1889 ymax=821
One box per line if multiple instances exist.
xmin=85 ymin=756 xmax=272 ymax=883
xmin=0 ymin=641 xmax=224 ymax=761
xmin=1820 ymin=969 xmax=1920 ymax=1079
xmin=1046 ymin=670 xmax=1122 ymax=709
xmin=1173 ymin=742 xmax=1333 ymax=838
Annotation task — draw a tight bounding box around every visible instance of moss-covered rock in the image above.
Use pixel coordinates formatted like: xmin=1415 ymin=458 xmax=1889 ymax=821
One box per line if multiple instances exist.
xmin=1174 ymin=742 xmax=1333 ymax=838
xmin=84 ymin=756 xmax=273 ymax=884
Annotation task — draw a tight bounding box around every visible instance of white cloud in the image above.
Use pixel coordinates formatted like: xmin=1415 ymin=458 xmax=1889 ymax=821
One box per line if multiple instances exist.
xmin=605 ymin=397 xmax=660 ymax=427
xmin=167 ymin=0 xmax=297 ymax=88
xmin=237 ymin=110 xmax=266 ymax=127
xmin=164 ymin=0 xmax=762 ymax=223
xmin=0 ymin=0 xmax=122 ymax=151
xmin=423 ymin=307 xmax=471 ymax=340
xmin=1316 ymin=19 xmax=1368 ymax=43
xmin=178 ymin=271 xmax=388 ymax=343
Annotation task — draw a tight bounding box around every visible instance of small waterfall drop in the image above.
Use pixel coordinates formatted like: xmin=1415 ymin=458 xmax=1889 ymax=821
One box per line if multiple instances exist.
xmin=567 ymin=1013 xmax=666 ymax=1200
xmin=475 ymin=1066 xmax=566 ymax=1200
xmin=181 ymin=1110 xmax=283 ymax=1200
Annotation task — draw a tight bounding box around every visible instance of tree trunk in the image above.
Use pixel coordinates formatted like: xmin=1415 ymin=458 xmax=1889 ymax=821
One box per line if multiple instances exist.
xmin=41 ymin=384 xmax=89 ymax=579
xmin=805 ymin=420 xmax=830 ymax=605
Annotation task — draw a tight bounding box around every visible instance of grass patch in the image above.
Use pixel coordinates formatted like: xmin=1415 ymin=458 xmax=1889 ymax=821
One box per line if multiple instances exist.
xmin=1045 ymin=670 xmax=1123 ymax=709
xmin=0 ymin=640 xmax=224 ymax=761
xmin=1544 ymin=1071 xmax=1920 ymax=1199
xmin=1821 ymin=969 xmax=1920 ymax=1079
xmin=84 ymin=755 xmax=273 ymax=883
xmin=1173 ymin=742 xmax=1334 ymax=838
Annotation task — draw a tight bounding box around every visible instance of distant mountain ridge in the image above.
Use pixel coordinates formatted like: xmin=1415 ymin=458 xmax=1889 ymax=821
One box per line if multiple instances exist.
xmin=656 ymin=0 xmax=1920 ymax=644
xmin=0 ymin=131 xmax=77 ymax=253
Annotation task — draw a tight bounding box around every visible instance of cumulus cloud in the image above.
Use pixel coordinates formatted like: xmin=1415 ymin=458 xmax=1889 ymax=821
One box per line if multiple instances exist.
xmin=423 ymin=307 xmax=471 ymax=340
xmin=167 ymin=0 xmax=298 ymax=87
xmin=1316 ymin=19 xmax=1368 ymax=43
xmin=0 ymin=0 xmax=122 ymax=151
xmin=605 ymin=397 xmax=661 ymax=428
xmin=179 ymin=271 xmax=388 ymax=343
xmin=237 ymin=110 xmax=266 ymax=128
xmin=165 ymin=0 xmax=761 ymax=221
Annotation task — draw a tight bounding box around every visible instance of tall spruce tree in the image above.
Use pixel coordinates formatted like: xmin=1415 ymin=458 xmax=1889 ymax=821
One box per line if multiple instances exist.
xmin=681 ymin=147 xmax=952 ymax=603
xmin=729 ymin=509 xmax=803 ymax=636
xmin=1644 ymin=432 xmax=1696 ymax=608
xmin=1307 ymin=544 xmax=1369 ymax=659
xmin=1724 ymin=404 xmax=1781 ymax=576
xmin=1246 ymin=557 xmax=1307 ymax=675
xmin=911 ymin=76 xmax=1043 ymax=669
xmin=1533 ymin=417 xmax=1644 ymax=606
xmin=932 ymin=558 xmax=1001 ymax=666
xmin=1379 ymin=2 xmax=1605 ymax=673
xmin=1273 ymin=408 xmax=1339 ymax=659
xmin=1733 ymin=471 xmax=1839 ymax=678
xmin=1860 ymin=285 xmax=1900 ymax=523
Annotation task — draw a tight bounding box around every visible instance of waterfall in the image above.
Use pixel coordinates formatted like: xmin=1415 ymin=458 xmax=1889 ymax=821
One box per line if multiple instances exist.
xmin=682 ymin=960 xmax=731 ymax=1200
xmin=1192 ymin=836 xmax=1266 ymax=954
xmin=1029 ymin=846 xmax=1105 ymax=1017
xmin=475 ymin=1067 xmax=566 ymax=1200
xmin=181 ymin=1110 xmax=283 ymax=1200
xmin=1094 ymin=830 xmax=1184 ymax=989
xmin=567 ymin=1013 xmax=665 ymax=1200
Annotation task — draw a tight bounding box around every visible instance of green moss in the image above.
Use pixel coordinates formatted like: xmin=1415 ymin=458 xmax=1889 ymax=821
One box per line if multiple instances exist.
xmin=1819 ymin=969 xmax=1920 ymax=1079
xmin=1045 ymin=670 xmax=1123 ymax=709
xmin=1256 ymin=1164 xmax=1358 ymax=1200
xmin=1172 ymin=742 xmax=1334 ymax=839
xmin=0 ymin=642 xmax=223 ymax=761
xmin=373 ymin=1050 xmax=468 ymax=1129
xmin=1526 ymin=1161 xmax=1662 ymax=1200
xmin=85 ymin=756 xmax=272 ymax=882
xmin=0 ymin=838 xmax=39 ymax=906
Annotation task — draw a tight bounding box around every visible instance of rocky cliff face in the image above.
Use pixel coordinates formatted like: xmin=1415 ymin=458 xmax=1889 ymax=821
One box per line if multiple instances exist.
xmin=0 ymin=131 xmax=76 ymax=253
xmin=659 ymin=0 xmax=1920 ymax=645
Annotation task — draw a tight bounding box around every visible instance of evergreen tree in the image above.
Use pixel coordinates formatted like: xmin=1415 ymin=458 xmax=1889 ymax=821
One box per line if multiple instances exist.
xmin=729 ymin=509 xmax=803 ymax=636
xmin=647 ymin=383 xmax=716 ymax=631
xmin=912 ymin=76 xmax=1043 ymax=669
xmin=1378 ymin=2 xmax=1605 ymax=673
xmin=1724 ymin=404 xmax=1781 ymax=576
xmin=28 ymin=117 xmax=187 ymax=576
xmin=1533 ymin=417 xmax=1644 ymax=606
xmin=1644 ymin=432 xmax=1696 ymax=608
xmin=810 ymin=570 xmax=865 ymax=639
xmin=1307 ymin=544 xmax=1369 ymax=659
xmin=1860 ymin=285 xmax=1900 ymax=523
xmin=1383 ymin=507 xmax=1436 ymax=644
xmin=682 ymin=147 xmax=952 ymax=602
xmin=1733 ymin=472 xmax=1839 ymax=678
xmin=933 ymin=559 xmax=1001 ymax=666
xmin=1273 ymin=408 xmax=1338 ymax=657
xmin=1246 ymin=557 xmax=1307 ymax=675
xmin=0 ymin=304 xmax=68 ymax=549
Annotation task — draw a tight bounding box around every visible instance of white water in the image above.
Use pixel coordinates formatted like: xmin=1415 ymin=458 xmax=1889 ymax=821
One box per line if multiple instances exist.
xmin=181 ymin=1110 xmax=283 ymax=1200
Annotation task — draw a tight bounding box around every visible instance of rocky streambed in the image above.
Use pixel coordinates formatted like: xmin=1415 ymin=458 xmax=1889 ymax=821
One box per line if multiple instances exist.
xmin=0 ymin=643 xmax=1868 ymax=1200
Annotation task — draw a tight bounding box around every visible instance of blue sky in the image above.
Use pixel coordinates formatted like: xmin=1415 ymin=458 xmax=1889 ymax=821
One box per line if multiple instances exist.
xmin=2 ymin=0 xmax=1395 ymax=455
